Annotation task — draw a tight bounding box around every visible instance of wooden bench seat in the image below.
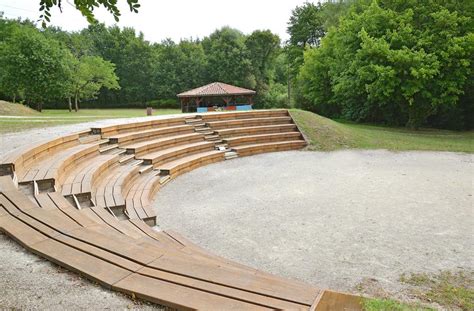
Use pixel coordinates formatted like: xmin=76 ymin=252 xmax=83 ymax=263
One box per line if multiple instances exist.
xmin=19 ymin=142 xmax=101 ymax=185
xmin=198 ymin=109 xmax=289 ymax=122
xmin=0 ymin=133 xmax=81 ymax=178
xmin=92 ymin=117 xmax=186 ymax=137
xmin=216 ymin=123 xmax=298 ymax=138
xmin=61 ymin=154 xmax=119 ymax=196
xmin=158 ymin=150 xmax=225 ymax=178
xmin=107 ymin=124 xmax=194 ymax=145
xmin=92 ymin=163 xmax=141 ymax=209
xmin=139 ymin=141 xmax=216 ymax=166
xmin=206 ymin=116 xmax=293 ymax=130
xmin=233 ymin=140 xmax=307 ymax=157
xmin=224 ymin=132 xmax=303 ymax=147
xmin=125 ymin=132 xmax=205 ymax=156
xmin=125 ymin=171 xmax=160 ymax=225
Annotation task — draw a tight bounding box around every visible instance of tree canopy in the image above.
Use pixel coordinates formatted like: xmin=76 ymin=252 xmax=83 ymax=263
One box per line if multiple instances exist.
xmin=297 ymin=0 xmax=473 ymax=129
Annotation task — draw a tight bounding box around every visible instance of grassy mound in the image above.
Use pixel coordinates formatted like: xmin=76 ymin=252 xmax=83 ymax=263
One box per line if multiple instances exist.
xmin=290 ymin=109 xmax=473 ymax=153
xmin=0 ymin=101 xmax=40 ymax=116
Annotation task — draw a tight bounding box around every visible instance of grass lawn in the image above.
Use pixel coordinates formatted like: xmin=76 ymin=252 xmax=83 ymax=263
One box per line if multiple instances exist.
xmin=290 ymin=109 xmax=474 ymax=153
xmin=0 ymin=102 xmax=180 ymax=133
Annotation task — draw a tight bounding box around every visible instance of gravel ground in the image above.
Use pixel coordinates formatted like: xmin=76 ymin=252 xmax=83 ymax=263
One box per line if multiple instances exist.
xmin=154 ymin=150 xmax=473 ymax=301
xmin=0 ymin=120 xmax=472 ymax=308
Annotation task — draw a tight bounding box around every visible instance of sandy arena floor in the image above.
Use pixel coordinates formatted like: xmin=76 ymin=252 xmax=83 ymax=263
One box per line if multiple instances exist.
xmin=0 ymin=121 xmax=472 ymax=309
xmin=153 ymin=150 xmax=473 ymax=300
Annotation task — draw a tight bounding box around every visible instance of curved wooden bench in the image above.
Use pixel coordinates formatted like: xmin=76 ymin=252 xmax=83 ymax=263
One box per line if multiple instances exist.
xmin=217 ymin=123 xmax=298 ymax=138
xmin=224 ymin=132 xmax=303 ymax=147
xmin=61 ymin=154 xmax=119 ymax=196
xmin=199 ymin=109 xmax=289 ymax=122
xmin=107 ymin=124 xmax=194 ymax=145
xmin=158 ymin=150 xmax=225 ymax=178
xmin=19 ymin=142 xmax=101 ymax=185
xmin=139 ymin=141 xmax=216 ymax=166
xmin=92 ymin=117 xmax=186 ymax=137
xmin=125 ymin=132 xmax=205 ymax=156
xmin=207 ymin=116 xmax=293 ymax=130
xmin=125 ymin=171 xmax=160 ymax=225
xmin=92 ymin=163 xmax=141 ymax=210
xmin=233 ymin=140 xmax=307 ymax=157
xmin=0 ymin=132 xmax=87 ymax=178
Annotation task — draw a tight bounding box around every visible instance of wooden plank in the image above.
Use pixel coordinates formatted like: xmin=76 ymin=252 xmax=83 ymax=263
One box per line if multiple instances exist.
xmin=47 ymin=193 xmax=98 ymax=228
xmin=148 ymin=253 xmax=319 ymax=306
xmin=32 ymin=238 xmax=132 ymax=288
xmin=137 ymin=267 xmax=307 ymax=310
xmin=113 ymin=272 xmax=272 ymax=311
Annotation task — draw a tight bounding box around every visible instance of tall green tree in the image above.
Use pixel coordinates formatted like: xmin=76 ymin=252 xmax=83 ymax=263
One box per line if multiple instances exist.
xmin=245 ymin=30 xmax=280 ymax=94
xmin=83 ymin=24 xmax=154 ymax=105
xmin=0 ymin=23 xmax=72 ymax=111
xmin=67 ymin=55 xmax=120 ymax=111
xmin=202 ymin=27 xmax=255 ymax=89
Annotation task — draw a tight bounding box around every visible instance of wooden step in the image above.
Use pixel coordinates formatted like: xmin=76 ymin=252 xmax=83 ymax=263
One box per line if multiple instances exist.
xmin=159 ymin=175 xmax=170 ymax=185
xmin=225 ymin=151 xmax=238 ymax=160
xmin=99 ymin=144 xmax=118 ymax=153
xmin=119 ymin=154 xmax=135 ymax=164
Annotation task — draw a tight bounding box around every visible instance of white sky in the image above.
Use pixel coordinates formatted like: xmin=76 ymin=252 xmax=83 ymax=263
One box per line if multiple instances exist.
xmin=0 ymin=0 xmax=314 ymax=43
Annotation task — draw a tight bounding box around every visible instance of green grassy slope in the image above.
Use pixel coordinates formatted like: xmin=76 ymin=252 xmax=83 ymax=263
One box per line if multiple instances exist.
xmin=290 ymin=109 xmax=473 ymax=153
xmin=0 ymin=101 xmax=40 ymax=116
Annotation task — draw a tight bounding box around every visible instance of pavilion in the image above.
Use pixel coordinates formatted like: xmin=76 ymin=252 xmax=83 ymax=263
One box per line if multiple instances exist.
xmin=177 ymin=82 xmax=256 ymax=113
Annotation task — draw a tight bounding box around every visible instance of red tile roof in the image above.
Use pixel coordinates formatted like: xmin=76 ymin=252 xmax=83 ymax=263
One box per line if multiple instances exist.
xmin=177 ymin=82 xmax=256 ymax=97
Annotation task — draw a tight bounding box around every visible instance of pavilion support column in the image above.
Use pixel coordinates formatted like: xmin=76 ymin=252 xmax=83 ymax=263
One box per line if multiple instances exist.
xmin=195 ymin=97 xmax=203 ymax=111
xmin=223 ymin=96 xmax=231 ymax=107
xmin=248 ymin=95 xmax=254 ymax=106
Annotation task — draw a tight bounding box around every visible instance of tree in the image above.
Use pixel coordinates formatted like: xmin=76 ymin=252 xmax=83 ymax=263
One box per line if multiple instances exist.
xmin=38 ymin=0 xmax=140 ymax=27
xmin=245 ymin=30 xmax=281 ymax=102
xmin=298 ymin=0 xmax=474 ymax=129
xmin=0 ymin=23 xmax=72 ymax=111
xmin=152 ymin=39 xmax=207 ymax=98
xmin=202 ymin=27 xmax=255 ymax=89
xmin=67 ymin=55 xmax=120 ymax=111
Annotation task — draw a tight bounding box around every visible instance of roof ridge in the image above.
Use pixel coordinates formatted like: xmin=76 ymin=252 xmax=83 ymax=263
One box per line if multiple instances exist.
xmin=216 ymin=82 xmax=228 ymax=95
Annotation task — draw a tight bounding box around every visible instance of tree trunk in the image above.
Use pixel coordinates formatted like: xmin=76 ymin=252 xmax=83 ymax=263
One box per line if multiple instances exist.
xmin=12 ymin=95 xmax=16 ymax=103
xmin=74 ymin=94 xmax=79 ymax=112
xmin=68 ymin=97 xmax=72 ymax=112
xmin=406 ymin=105 xmax=420 ymax=130
xmin=37 ymin=102 xmax=42 ymax=112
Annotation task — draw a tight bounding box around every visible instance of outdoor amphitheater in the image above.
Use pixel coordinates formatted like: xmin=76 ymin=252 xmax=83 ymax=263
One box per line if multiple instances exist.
xmin=0 ymin=110 xmax=357 ymax=310
xmin=0 ymin=109 xmax=472 ymax=310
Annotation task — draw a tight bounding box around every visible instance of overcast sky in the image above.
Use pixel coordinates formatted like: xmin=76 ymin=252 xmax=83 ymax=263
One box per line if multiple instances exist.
xmin=0 ymin=0 xmax=314 ymax=43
